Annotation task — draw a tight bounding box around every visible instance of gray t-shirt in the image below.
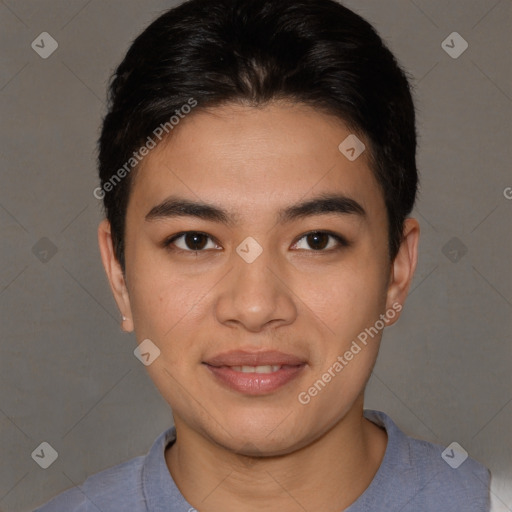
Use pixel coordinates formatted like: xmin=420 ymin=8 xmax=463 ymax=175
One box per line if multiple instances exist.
xmin=34 ymin=410 xmax=491 ymax=511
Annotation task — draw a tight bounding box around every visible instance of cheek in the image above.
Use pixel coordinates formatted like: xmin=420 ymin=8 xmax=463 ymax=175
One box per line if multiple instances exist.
xmin=303 ymin=256 xmax=387 ymax=338
xmin=127 ymin=260 xmax=210 ymax=344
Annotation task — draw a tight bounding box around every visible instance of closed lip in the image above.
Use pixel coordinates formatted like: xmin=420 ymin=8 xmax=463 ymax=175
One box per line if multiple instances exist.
xmin=203 ymin=349 xmax=306 ymax=367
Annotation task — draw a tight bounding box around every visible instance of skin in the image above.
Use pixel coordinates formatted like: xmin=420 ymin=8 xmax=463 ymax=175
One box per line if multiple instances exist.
xmin=98 ymin=101 xmax=419 ymax=512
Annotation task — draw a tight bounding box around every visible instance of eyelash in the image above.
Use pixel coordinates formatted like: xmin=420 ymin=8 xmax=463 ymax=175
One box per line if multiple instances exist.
xmin=162 ymin=231 xmax=350 ymax=255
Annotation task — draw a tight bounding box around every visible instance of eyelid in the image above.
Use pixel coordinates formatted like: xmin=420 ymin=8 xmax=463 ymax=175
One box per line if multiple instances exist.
xmin=163 ymin=231 xmax=222 ymax=252
xmin=291 ymin=231 xmax=350 ymax=251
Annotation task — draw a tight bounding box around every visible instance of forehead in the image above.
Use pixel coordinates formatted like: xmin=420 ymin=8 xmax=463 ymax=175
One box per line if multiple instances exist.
xmin=128 ymin=102 xmax=385 ymax=221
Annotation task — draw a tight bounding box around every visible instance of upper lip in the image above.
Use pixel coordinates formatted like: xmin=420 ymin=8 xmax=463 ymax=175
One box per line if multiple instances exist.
xmin=204 ymin=350 xmax=306 ymax=367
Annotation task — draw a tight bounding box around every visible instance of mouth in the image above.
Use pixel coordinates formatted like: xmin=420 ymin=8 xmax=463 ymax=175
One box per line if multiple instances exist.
xmin=203 ymin=350 xmax=307 ymax=395
xmin=228 ymin=364 xmax=297 ymax=373
xmin=204 ymin=349 xmax=306 ymax=367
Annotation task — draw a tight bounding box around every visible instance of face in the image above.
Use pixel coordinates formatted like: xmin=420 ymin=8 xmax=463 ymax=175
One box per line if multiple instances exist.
xmin=99 ymin=101 xmax=418 ymax=456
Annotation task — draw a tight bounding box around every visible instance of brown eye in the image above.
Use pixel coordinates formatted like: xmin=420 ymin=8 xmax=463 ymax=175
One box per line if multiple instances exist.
xmin=183 ymin=233 xmax=209 ymax=250
xmin=305 ymin=232 xmax=330 ymax=250
xmin=293 ymin=231 xmax=348 ymax=252
xmin=165 ymin=232 xmax=220 ymax=252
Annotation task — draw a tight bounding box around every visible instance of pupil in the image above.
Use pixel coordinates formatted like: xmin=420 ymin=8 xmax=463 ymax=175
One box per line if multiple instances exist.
xmin=186 ymin=233 xmax=207 ymax=250
xmin=307 ymin=232 xmax=328 ymax=250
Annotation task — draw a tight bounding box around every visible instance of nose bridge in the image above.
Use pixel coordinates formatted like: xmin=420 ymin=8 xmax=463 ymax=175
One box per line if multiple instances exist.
xmin=232 ymin=240 xmax=279 ymax=309
xmin=214 ymin=239 xmax=297 ymax=331
xmin=235 ymin=242 xmax=276 ymax=295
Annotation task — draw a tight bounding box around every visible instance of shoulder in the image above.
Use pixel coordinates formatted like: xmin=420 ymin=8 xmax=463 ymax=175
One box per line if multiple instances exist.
xmin=33 ymin=455 xmax=146 ymax=512
xmin=362 ymin=410 xmax=491 ymax=511
xmin=407 ymin=435 xmax=491 ymax=506
xmin=33 ymin=426 xmax=178 ymax=511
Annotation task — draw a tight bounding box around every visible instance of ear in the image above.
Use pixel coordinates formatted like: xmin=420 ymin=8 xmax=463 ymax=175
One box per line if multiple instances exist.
xmin=98 ymin=219 xmax=134 ymax=332
xmin=385 ymin=217 xmax=420 ymax=326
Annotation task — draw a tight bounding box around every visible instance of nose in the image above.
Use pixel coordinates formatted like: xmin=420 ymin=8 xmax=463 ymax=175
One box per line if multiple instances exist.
xmin=214 ymin=246 xmax=297 ymax=333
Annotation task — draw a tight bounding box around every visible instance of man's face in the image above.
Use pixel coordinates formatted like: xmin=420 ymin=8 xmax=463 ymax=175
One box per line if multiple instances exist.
xmin=114 ymin=102 xmax=401 ymax=454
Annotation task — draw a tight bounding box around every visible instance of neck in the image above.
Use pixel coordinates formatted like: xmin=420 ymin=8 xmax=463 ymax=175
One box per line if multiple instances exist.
xmin=165 ymin=399 xmax=387 ymax=512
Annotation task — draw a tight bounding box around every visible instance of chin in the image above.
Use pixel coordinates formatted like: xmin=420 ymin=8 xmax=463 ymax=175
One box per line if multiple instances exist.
xmin=202 ymin=409 xmax=314 ymax=455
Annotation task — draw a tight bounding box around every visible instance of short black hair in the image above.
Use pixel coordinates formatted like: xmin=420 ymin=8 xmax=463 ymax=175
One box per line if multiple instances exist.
xmin=98 ymin=0 xmax=418 ymax=271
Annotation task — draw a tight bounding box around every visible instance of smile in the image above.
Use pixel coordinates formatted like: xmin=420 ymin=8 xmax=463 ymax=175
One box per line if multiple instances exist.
xmin=230 ymin=365 xmax=288 ymax=373
xmin=204 ymin=362 xmax=306 ymax=395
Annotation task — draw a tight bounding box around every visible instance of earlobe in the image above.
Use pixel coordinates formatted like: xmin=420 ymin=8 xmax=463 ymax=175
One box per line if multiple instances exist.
xmin=385 ymin=218 xmax=420 ymax=325
xmin=97 ymin=219 xmax=134 ymax=332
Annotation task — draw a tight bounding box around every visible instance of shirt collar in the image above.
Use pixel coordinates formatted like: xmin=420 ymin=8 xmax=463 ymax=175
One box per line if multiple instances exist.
xmin=142 ymin=424 xmax=193 ymax=511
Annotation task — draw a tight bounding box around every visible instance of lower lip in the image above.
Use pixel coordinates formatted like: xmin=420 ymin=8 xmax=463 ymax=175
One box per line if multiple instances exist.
xmin=204 ymin=364 xmax=306 ymax=395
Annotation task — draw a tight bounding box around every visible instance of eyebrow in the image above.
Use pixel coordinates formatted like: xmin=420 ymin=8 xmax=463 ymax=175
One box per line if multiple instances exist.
xmin=145 ymin=193 xmax=366 ymax=225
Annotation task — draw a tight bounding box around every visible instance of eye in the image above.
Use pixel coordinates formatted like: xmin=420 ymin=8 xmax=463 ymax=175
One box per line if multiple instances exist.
xmin=292 ymin=231 xmax=348 ymax=252
xmin=164 ymin=231 xmax=221 ymax=252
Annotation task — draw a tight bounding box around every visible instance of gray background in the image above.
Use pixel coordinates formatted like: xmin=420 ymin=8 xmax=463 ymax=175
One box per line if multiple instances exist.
xmin=0 ymin=0 xmax=510 ymax=510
